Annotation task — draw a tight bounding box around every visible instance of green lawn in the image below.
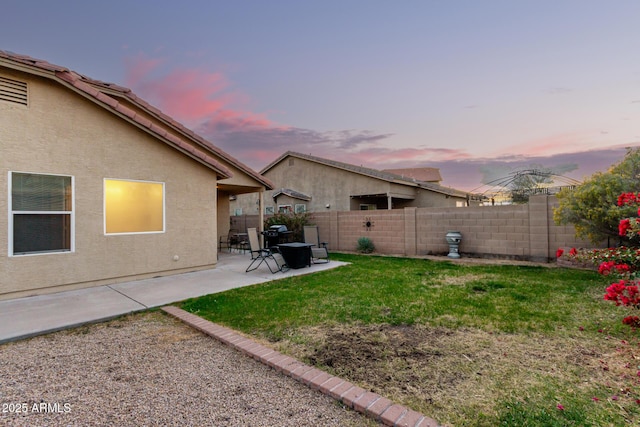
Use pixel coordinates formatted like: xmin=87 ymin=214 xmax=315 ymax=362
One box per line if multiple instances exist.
xmin=179 ymin=253 xmax=640 ymax=426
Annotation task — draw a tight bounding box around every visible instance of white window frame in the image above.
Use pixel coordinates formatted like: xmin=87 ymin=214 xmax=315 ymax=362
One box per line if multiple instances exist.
xmin=278 ymin=204 xmax=292 ymax=214
xmin=8 ymin=171 xmax=75 ymax=256
xmin=265 ymin=206 xmax=275 ymax=215
xmin=104 ymin=178 xmax=166 ymax=235
xmin=294 ymin=203 xmax=306 ymax=213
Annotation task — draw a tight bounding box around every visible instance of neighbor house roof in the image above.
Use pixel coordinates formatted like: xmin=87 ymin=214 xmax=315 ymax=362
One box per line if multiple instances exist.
xmin=0 ymin=50 xmax=273 ymax=189
xmin=272 ymin=188 xmax=311 ymax=201
xmin=381 ymin=167 xmax=442 ymax=183
xmin=262 ymin=151 xmax=468 ymax=198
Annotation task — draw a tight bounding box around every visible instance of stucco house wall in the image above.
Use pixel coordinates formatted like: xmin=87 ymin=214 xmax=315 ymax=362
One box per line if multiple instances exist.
xmin=266 ymin=156 xmax=392 ymax=212
xmin=0 ymin=69 xmax=220 ymax=299
xmin=0 ymin=51 xmax=272 ymax=300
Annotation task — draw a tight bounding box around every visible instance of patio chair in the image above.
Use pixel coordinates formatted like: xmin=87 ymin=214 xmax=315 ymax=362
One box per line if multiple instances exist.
xmin=245 ymin=227 xmax=289 ymax=273
xmin=219 ymin=228 xmax=239 ymax=253
xmin=303 ymin=225 xmax=330 ymax=264
xmin=218 ymin=235 xmax=228 ymax=252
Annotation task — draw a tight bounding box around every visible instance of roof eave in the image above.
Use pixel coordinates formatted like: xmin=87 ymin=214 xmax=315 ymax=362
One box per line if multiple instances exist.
xmin=53 ymin=71 xmax=233 ymax=179
xmin=115 ymin=91 xmax=273 ymax=190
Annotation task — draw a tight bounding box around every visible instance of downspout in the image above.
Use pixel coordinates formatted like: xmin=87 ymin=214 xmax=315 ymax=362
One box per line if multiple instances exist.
xmin=258 ymin=190 xmax=265 ymax=233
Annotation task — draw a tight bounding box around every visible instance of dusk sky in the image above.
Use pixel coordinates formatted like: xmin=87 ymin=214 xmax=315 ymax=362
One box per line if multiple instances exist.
xmin=3 ymin=1 xmax=640 ymax=191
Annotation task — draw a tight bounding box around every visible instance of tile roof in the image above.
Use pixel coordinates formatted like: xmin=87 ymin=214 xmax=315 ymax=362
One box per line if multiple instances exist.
xmin=263 ymin=151 xmax=469 ymax=198
xmin=381 ymin=167 xmax=442 ymax=183
xmin=0 ymin=50 xmax=273 ymax=189
xmin=272 ymin=188 xmax=311 ymax=201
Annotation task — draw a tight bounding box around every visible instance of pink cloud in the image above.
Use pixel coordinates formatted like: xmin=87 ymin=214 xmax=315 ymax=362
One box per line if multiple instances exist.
xmin=336 ymin=146 xmax=473 ymax=168
xmin=494 ymin=132 xmax=597 ymax=159
xmin=121 ymin=52 xmax=623 ymax=194
xmin=123 ymin=53 xmax=278 ymax=132
xmin=124 ymin=54 xmax=163 ymax=89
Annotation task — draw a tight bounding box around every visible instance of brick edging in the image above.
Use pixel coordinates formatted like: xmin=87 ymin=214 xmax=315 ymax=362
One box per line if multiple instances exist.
xmin=161 ymin=306 xmax=440 ymax=427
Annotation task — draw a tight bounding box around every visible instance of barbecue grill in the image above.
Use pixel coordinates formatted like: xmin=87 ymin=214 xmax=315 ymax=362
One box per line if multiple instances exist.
xmin=262 ymin=224 xmax=292 ymax=248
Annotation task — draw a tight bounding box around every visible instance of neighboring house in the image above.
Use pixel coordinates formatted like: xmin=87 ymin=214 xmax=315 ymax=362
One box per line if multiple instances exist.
xmin=231 ymin=151 xmax=470 ymax=215
xmin=0 ymin=50 xmax=272 ymax=300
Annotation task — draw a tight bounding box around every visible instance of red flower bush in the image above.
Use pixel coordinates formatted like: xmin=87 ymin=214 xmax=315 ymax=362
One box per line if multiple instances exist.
xmin=599 ymin=261 xmax=631 ymax=276
xmin=604 ymin=280 xmax=640 ymax=307
xmin=600 ymin=192 xmax=640 ymax=328
xmin=623 ymin=316 xmax=640 ymax=328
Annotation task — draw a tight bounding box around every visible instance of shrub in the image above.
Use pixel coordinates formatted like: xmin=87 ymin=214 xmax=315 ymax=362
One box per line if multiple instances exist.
xmin=553 ymin=147 xmax=640 ymax=244
xmin=264 ymin=212 xmax=311 ymax=242
xmin=582 ymin=190 xmax=640 ymax=328
xmin=356 ymin=237 xmax=375 ymax=253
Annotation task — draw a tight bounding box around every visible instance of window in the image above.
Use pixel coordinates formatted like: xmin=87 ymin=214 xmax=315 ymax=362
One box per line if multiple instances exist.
xmin=9 ymin=172 xmax=74 ymax=255
xmin=104 ymin=179 xmax=164 ymax=234
xmin=265 ymin=206 xmax=275 ymax=215
xmin=278 ymin=205 xmax=292 ymax=214
xmin=234 ymin=208 xmax=243 ymax=216
xmin=360 ymin=204 xmax=377 ymax=210
xmin=294 ymin=204 xmax=306 ymax=213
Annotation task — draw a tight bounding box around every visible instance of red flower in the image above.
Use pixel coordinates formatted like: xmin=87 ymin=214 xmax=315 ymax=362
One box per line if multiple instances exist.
xmin=623 ymin=316 xmax=640 ymax=327
xmin=569 ymin=247 xmax=577 ymax=256
xmin=618 ymin=192 xmax=639 ymax=206
xmin=556 ymin=248 xmax=564 ymax=258
xmin=599 ymin=261 xmax=616 ymax=275
xmin=615 ymin=264 xmax=631 ymax=273
xmin=605 ymin=280 xmax=640 ymax=310
xmin=620 ymin=218 xmax=632 ymax=236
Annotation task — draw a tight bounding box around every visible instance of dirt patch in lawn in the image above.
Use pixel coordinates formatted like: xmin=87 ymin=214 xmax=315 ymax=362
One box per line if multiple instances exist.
xmin=276 ymin=324 xmax=639 ymax=426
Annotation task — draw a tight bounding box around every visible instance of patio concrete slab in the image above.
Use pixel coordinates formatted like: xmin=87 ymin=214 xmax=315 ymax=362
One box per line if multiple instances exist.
xmin=0 ymin=254 xmax=347 ymax=344
xmin=0 ymin=286 xmax=145 ymax=343
xmin=108 ymin=268 xmax=267 ymax=308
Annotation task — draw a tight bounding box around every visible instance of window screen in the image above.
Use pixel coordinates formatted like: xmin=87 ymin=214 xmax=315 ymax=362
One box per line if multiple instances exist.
xmin=11 ymin=172 xmax=73 ymax=255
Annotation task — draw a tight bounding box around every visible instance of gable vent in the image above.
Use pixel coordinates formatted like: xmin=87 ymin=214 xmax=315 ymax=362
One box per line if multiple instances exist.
xmin=0 ymin=77 xmax=28 ymax=106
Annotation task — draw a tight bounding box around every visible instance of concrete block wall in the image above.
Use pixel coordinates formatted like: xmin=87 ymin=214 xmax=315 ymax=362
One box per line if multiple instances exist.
xmin=415 ymin=204 xmax=530 ymax=258
xmin=243 ymin=195 xmax=605 ymax=262
xmin=333 ymin=210 xmax=406 ymax=254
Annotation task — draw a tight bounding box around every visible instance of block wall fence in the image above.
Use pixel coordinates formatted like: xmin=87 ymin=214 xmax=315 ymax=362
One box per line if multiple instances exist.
xmin=232 ymin=195 xmax=604 ymax=262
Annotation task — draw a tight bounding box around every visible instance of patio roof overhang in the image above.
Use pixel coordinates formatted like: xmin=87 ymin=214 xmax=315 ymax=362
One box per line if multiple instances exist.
xmin=217 ymin=183 xmax=264 ymax=195
xmin=350 ymin=193 xmax=415 ymax=200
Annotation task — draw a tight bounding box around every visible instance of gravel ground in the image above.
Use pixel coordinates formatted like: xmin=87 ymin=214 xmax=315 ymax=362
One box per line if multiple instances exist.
xmin=0 ymin=312 xmax=376 ymax=427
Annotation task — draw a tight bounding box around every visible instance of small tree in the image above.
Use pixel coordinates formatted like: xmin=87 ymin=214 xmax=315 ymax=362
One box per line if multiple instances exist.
xmin=554 ymin=148 xmax=640 ymax=244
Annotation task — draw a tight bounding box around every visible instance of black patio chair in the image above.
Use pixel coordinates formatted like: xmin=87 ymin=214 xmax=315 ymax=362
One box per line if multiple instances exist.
xmin=245 ymin=227 xmax=289 ymax=273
